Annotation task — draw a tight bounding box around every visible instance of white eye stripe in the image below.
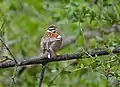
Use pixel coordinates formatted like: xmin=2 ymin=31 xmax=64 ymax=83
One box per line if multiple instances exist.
xmin=47 ymin=30 xmax=51 ymax=32
xmin=52 ymin=30 xmax=56 ymax=32
xmin=47 ymin=30 xmax=56 ymax=33
xmin=49 ymin=28 xmax=55 ymax=30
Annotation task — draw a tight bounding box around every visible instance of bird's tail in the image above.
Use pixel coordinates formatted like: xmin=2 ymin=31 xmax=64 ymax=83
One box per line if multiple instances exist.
xmin=47 ymin=50 xmax=55 ymax=58
xmin=47 ymin=52 xmax=51 ymax=59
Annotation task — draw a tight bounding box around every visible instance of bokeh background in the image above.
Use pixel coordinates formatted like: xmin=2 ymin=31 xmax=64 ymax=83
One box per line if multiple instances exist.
xmin=0 ymin=0 xmax=120 ymax=87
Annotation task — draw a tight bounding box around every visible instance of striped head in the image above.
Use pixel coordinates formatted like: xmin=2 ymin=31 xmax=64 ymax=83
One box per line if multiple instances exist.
xmin=46 ymin=25 xmax=61 ymax=39
xmin=47 ymin=25 xmax=57 ymax=33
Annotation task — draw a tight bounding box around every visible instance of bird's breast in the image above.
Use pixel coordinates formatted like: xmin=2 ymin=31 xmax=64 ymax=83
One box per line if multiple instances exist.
xmin=47 ymin=32 xmax=59 ymax=38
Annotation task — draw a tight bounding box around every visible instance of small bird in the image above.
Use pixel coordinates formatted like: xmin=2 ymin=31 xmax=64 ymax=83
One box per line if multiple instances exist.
xmin=40 ymin=25 xmax=62 ymax=58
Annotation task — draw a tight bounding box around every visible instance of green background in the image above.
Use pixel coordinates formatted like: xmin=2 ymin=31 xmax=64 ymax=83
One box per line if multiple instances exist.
xmin=0 ymin=0 xmax=120 ymax=87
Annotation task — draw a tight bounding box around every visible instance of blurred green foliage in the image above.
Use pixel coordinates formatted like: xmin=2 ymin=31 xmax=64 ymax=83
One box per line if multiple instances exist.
xmin=0 ymin=0 xmax=120 ymax=87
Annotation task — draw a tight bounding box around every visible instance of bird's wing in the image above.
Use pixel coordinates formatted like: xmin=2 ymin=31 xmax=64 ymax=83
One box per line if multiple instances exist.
xmin=50 ymin=38 xmax=62 ymax=52
xmin=40 ymin=36 xmax=47 ymax=53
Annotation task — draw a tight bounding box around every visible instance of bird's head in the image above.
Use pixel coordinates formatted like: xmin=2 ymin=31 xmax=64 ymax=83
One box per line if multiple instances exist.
xmin=47 ymin=25 xmax=57 ymax=33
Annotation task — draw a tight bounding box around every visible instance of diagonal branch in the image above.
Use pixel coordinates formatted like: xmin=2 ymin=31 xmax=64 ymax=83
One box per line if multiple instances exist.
xmin=0 ymin=19 xmax=18 ymax=87
xmin=0 ymin=38 xmax=17 ymax=63
xmin=0 ymin=46 xmax=120 ymax=68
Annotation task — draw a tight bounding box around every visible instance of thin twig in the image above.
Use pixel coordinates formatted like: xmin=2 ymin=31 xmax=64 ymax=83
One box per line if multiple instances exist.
xmin=0 ymin=33 xmax=17 ymax=87
xmin=48 ymin=62 xmax=75 ymax=87
xmin=0 ymin=58 xmax=8 ymax=63
xmin=0 ymin=38 xmax=17 ymax=63
xmin=70 ymin=66 xmax=89 ymax=72
xmin=0 ymin=43 xmax=17 ymax=86
xmin=0 ymin=18 xmax=7 ymax=30
xmin=2 ymin=56 xmax=13 ymax=60
xmin=82 ymin=48 xmax=94 ymax=58
xmin=10 ymin=65 xmax=17 ymax=87
xmin=0 ymin=56 xmax=13 ymax=63
xmin=38 ymin=64 xmax=46 ymax=87
xmin=0 ymin=20 xmax=18 ymax=87
xmin=17 ymin=66 xmax=26 ymax=76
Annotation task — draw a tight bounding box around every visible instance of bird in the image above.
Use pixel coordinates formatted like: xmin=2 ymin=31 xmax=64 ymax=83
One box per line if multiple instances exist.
xmin=40 ymin=25 xmax=62 ymax=58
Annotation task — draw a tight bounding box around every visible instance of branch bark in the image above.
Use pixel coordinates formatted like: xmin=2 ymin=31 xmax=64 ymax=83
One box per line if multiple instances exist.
xmin=38 ymin=64 xmax=46 ymax=87
xmin=0 ymin=46 xmax=120 ymax=68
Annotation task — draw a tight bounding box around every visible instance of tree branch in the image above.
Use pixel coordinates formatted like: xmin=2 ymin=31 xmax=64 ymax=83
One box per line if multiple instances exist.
xmin=0 ymin=19 xmax=18 ymax=87
xmin=0 ymin=38 xmax=17 ymax=63
xmin=38 ymin=64 xmax=46 ymax=87
xmin=0 ymin=46 xmax=120 ymax=68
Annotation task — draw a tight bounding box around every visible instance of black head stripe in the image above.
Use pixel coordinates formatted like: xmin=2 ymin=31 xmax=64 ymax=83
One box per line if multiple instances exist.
xmin=48 ymin=25 xmax=56 ymax=31
xmin=48 ymin=25 xmax=56 ymax=28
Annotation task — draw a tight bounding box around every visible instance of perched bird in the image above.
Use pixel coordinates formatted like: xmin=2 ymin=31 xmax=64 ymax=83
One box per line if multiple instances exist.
xmin=40 ymin=25 xmax=62 ymax=58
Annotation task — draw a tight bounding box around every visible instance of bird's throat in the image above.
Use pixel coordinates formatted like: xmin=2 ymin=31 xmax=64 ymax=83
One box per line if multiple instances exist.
xmin=47 ymin=32 xmax=59 ymax=38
